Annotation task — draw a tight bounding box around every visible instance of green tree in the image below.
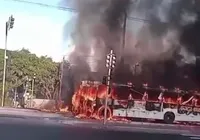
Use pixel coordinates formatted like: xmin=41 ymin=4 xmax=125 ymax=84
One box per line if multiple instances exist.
xmin=0 ymin=48 xmax=60 ymax=99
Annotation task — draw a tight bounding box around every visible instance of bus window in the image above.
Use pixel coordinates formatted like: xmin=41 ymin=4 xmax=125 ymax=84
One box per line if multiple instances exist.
xmin=146 ymin=90 xmax=160 ymax=102
xmin=166 ymin=97 xmax=172 ymax=103
xmin=114 ymin=86 xmax=132 ymax=100
xmin=177 ymin=96 xmax=183 ymax=105
xmin=193 ymin=91 xmax=200 ymax=107
xmin=158 ymin=92 xmax=165 ymax=103
xmin=163 ymin=92 xmax=178 ymax=104
xmin=182 ymin=94 xmax=194 ymax=106
xmin=191 ymin=95 xmax=198 ymax=107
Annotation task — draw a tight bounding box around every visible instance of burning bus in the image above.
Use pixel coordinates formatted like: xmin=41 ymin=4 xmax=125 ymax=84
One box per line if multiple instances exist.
xmin=71 ymin=81 xmax=200 ymax=124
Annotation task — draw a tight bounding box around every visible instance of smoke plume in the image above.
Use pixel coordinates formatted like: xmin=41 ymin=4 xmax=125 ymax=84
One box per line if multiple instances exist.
xmin=62 ymin=0 xmax=200 ymax=91
xmin=63 ymin=0 xmax=131 ymax=86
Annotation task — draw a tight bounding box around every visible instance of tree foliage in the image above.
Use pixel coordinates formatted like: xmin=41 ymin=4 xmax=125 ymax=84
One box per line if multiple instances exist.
xmin=0 ymin=48 xmax=60 ymax=99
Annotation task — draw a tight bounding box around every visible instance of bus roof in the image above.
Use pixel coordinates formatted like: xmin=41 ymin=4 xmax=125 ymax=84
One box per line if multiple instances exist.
xmin=112 ymin=83 xmax=193 ymax=96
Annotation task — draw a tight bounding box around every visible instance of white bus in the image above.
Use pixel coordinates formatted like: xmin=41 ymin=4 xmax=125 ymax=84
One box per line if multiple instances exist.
xmin=112 ymin=86 xmax=200 ymax=124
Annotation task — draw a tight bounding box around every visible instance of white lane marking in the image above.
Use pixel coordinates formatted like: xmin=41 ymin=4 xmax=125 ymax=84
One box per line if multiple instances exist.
xmin=181 ymin=134 xmax=200 ymax=139
xmin=190 ymin=137 xmax=200 ymax=140
xmin=181 ymin=134 xmax=200 ymax=137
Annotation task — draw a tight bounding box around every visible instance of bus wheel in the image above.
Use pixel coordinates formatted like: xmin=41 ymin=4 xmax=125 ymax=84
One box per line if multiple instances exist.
xmin=97 ymin=106 xmax=112 ymax=120
xmin=164 ymin=112 xmax=175 ymax=124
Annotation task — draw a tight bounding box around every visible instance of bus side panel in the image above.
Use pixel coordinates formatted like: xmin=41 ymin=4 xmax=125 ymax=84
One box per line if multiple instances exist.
xmin=113 ymin=109 xmax=127 ymax=117
xmin=113 ymin=108 xmax=164 ymax=120
xmin=113 ymin=100 xmax=164 ymax=120
xmin=173 ymin=106 xmax=200 ymax=122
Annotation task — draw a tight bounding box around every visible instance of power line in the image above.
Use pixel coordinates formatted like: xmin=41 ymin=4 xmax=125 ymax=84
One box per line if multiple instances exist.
xmin=6 ymin=0 xmax=76 ymax=12
xmin=6 ymin=0 xmax=150 ymax=23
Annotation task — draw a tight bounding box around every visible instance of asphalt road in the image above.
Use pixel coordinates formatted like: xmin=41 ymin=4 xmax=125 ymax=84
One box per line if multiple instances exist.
xmin=0 ymin=117 xmax=199 ymax=140
xmin=0 ymin=108 xmax=200 ymax=140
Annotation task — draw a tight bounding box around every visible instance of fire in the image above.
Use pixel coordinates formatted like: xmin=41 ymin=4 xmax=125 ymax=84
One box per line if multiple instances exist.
xmin=69 ymin=80 xmax=200 ymax=125
xmin=71 ymin=81 xmax=144 ymax=120
xmin=59 ymin=106 xmax=69 ymax=113
xmin=71 ymin=81 xmax=113 ymax=119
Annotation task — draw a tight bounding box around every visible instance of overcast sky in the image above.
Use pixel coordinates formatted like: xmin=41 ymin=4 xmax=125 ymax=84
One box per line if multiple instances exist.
xmin=0 ymin=0 xmax=74 ymax=62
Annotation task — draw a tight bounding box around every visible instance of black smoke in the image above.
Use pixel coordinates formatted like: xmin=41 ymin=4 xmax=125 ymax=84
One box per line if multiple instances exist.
xmin=61 ymin=0 xmax=200 ymax=98
xmin=181 ymin=13 xmax=200 ymax=56
xmin=63 ymin=0 xmax=132 ymax=85
xmin=147 ymin=0 xmax=200 ymax=89
xmin=104 ymin=0 xmax=131 ymax=31
xmin=118 ymin=0 xmax=200 ymax=89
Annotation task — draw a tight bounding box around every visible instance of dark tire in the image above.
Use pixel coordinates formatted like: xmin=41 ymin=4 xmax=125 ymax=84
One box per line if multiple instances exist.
xmin=164 ymin=112 xmax=175 ymax=124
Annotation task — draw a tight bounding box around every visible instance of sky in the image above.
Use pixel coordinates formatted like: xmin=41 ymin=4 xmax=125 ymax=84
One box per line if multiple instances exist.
xmin=0 ymin=0 xmax=74 ymax=62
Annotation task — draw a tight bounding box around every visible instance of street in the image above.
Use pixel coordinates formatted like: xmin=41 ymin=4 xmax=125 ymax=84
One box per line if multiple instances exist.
xmin=0 ymin=117 xmax=190 ymax=140
xmin=0 ymin=108 xmax=199 ymax=140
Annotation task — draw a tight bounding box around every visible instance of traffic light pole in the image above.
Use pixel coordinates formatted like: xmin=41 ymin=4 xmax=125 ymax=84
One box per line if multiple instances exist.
xmin=103 ymin=61 xmax=112 ymax=125
xmin=1 ymin=15 xmax=15 ymax=107
xmin=1 ymin=23 xmax=8 ymax=107
xmin=103 ymin=50 xmax=116 ymax=125
xmin=56 ymin=56 xmax=65 ymax=110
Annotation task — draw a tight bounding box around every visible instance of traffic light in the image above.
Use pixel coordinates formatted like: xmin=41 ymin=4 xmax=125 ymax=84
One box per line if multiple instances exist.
xmin=112 ymin=54 xmax=116 ymax=68
xmin=106 ymin=54 xmax=111 ymax=68
xmin=106 ymin=53 xmax=116 ymax=68
xmin=9 ymin=15 xmax=15 ymax=29
xmin=33 ymin=73 xmax=36 ymax=79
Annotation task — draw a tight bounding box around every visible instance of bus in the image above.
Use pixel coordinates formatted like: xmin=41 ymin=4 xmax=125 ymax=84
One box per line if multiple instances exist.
xmin=112 ymin=86 xmax=200 ymax=124
xmin=72 ymin=81 xmax=200 ymax=124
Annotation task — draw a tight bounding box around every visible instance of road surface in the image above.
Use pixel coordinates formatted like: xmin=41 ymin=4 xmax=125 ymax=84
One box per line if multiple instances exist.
xmin=0 ymin=107 xmax=200 ymax=140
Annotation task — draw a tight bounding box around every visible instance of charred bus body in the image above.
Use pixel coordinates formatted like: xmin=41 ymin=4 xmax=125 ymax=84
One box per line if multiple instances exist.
xmin=72 ymin=81 xmax=200 ymax=124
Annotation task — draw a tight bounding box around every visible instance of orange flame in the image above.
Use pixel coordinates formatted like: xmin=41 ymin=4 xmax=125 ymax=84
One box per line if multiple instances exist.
xmin=71 ymin=82 xmax=116 ymax=119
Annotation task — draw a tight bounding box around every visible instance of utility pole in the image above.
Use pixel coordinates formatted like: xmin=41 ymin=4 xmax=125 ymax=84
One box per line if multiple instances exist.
xmin=13 ymin=88 xmax=17 ymax=108
xmin=1 ymin=15 xmax=15 ymax=107
xmin=103 ymin=50 xmax=116 ymax=125
xmin=120 ymin=11 xmax=127 ymax=61
xmin=31 ymin=74 xmax=36 ymax=108
xmin=56 ymin=56 xmax=65 ymax=110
